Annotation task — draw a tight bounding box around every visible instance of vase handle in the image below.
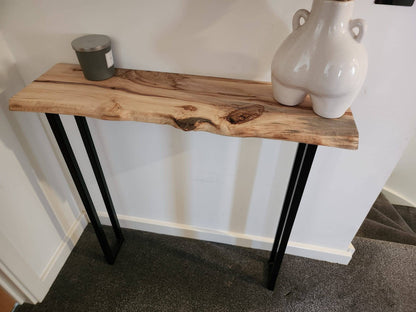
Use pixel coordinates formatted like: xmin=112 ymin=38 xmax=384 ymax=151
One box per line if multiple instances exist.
xmin=350 ymin=19 xmax=367 ymax=43
xmin=292 ymin=9 xmax=310 ymax=31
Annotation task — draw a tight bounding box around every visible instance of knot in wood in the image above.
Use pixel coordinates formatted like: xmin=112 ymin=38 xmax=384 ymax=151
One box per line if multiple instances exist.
xmin=174 ymin=117 xmax=216 ymax=131
xmin=226 ymin=104 xmax=265 ymax=125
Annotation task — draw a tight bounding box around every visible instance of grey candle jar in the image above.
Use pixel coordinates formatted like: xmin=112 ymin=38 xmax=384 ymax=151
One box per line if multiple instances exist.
xmin=71 ymin=34 xmax=115 ymax=81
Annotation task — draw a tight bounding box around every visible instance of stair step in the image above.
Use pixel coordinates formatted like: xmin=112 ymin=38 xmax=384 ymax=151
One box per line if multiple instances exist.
xmin=394 ymin=205 xmax=416 ymax=233
xmin=356 ymin=219 xmax=416 ymax=246
xmin=372 ymin=193 xmax=414 ymax=233
xmin=366 ymin=208 xmax=408 ymax=232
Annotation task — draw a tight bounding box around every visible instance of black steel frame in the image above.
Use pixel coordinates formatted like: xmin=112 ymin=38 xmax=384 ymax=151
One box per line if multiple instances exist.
xmin=46 ymin=114 xmax=124 ymax=264
xmin=46 ymin=113 xmax=316 ymax=289
xmin=267 ymin=143 xmax=317 ymax=290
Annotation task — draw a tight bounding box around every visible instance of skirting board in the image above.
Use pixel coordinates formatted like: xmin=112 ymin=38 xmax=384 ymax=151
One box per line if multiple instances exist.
xmin=0 ymin=213 xmax=87 ymax=304
xmin=98 ymin=212 xmax=354 ymax=265
xmin=0 ymin=270 xmax=27 ymax=305
xmin=38 ymin=213 xmax=87 ymax=300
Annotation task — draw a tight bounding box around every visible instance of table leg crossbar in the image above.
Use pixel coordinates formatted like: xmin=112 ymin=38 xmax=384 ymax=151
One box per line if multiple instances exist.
xmin=46 ymin=114 xmax=124 ymax=264
xmin=267 ymin=143 xmax=317 ymax=290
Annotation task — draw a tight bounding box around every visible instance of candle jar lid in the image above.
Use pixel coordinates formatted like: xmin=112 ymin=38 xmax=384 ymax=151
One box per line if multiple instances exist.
xmin=71 ymin=34 xmax=111 ymax=52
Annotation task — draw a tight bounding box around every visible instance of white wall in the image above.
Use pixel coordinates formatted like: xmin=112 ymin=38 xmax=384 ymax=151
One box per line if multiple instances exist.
xmin=0 ymin=33 xmax=86 ymax=303
xmin=384 ymin=132 xmax=416 ymax=207
xmin=1 ymin=0 xmax=416 ymax=301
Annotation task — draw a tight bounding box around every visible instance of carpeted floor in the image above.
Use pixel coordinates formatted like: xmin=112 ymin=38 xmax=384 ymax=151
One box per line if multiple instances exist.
xmin=17 ymin=223 xmax=416 ymax=312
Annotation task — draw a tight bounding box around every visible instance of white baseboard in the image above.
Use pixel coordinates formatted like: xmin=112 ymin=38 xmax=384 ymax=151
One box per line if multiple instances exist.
xmin=382 ymin=187 xmax=416 ymax=208
xmin=99 ymin=212 xmax=354 ymax=265
xmin=0 ymin=270 xmax=28 ymax=304
xmin=40 ymin=214 xmax=88 ymax=288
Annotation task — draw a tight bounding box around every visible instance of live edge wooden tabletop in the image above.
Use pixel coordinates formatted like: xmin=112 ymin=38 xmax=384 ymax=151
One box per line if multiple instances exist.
xmin=9 ymin=63 xmax=358 ymax=150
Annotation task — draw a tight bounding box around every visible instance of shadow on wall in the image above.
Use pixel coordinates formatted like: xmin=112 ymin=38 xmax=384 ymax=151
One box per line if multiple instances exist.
xmin=229 ymin=139 xmax=262 ymax=237
xmin=156 ymin=0 xmax=289 ymax=80
xmin=0 ymin=44 xmax=80 ymax=247
xmin=153 ymin=0 xmax=292 ymax=233
xmin=169 ymin=127 xmax=191 ymax=225
xmin=79 ymin=1 xmax=291 ymax=232
xmin=1 ymin=0 xmax=295 ymax=244
xmin=88 ymin=118 xmax=192 ymax=222
xmin=2 ymin=31 xmax=81 ymax=85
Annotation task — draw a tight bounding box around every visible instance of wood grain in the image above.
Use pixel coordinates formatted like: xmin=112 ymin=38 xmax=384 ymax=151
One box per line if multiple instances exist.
xmin=9 ymin=63 xmax=359 ymax=149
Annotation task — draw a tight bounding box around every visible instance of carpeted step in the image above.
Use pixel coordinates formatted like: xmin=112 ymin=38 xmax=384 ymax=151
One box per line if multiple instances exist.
xmin=356 ymin=219 xmax=416 ymax=246
xmin=395 ymin=205 xmax=416 ymax=233
xmin=372 ymin=193 xmax=414 ymax=233
xmin=365 ymin=208 xmax=409 ymax=232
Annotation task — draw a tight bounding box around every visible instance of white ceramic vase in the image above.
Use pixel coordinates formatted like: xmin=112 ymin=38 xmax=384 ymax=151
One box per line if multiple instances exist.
xmin=271 ymin=0 xmax=368 ymax=118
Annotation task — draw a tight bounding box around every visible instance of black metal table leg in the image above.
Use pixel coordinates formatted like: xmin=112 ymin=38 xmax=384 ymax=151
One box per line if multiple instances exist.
xmin=46 ymin=113 xmax=123 ymax=264
xmin=267 ymin=143 xmax=317 ymax=290
xmin=75 ymin=116 xmax=124 ymax=242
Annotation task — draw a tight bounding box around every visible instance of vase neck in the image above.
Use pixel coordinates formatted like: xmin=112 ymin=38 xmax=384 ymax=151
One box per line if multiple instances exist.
xmin=310 ymin=0 xmax=354 ymax=29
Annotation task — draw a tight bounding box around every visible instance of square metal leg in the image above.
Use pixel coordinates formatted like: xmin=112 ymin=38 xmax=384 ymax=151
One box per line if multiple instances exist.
xmin=267 ymin=143 xmax=317 ymax=290
xmin=46 ymin=113 xmax=123 ymax=264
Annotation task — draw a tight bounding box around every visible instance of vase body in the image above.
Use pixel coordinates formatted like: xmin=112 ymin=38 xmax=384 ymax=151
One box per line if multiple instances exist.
xmin=271 ymin=0 xmax=368 ymax=118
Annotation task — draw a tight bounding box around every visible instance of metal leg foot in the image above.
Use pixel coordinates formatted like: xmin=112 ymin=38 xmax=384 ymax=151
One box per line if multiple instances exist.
xmin=267 ymin=143 xmax=317 ymax=290
xmin=46 ymin=113 xmax=123 ymax=264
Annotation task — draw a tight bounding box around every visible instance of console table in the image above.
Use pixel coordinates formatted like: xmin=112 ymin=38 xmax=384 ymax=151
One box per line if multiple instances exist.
xmin=9 ymin=63 xmax=358 ymax=290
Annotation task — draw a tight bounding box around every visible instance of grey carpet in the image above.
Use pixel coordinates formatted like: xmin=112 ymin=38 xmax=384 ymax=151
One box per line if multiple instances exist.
xmin=365 ymin=208 xmax=410 ymax=233
xmin=356 ymin=193 xmax=416 ymax=246
xmin=395 ymin=205 xmax=416 ymax=233
xmin=371 ymin=193 xmax=413 ymax=233
xmin=17 ymin=225 xmax=416 ymax=312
